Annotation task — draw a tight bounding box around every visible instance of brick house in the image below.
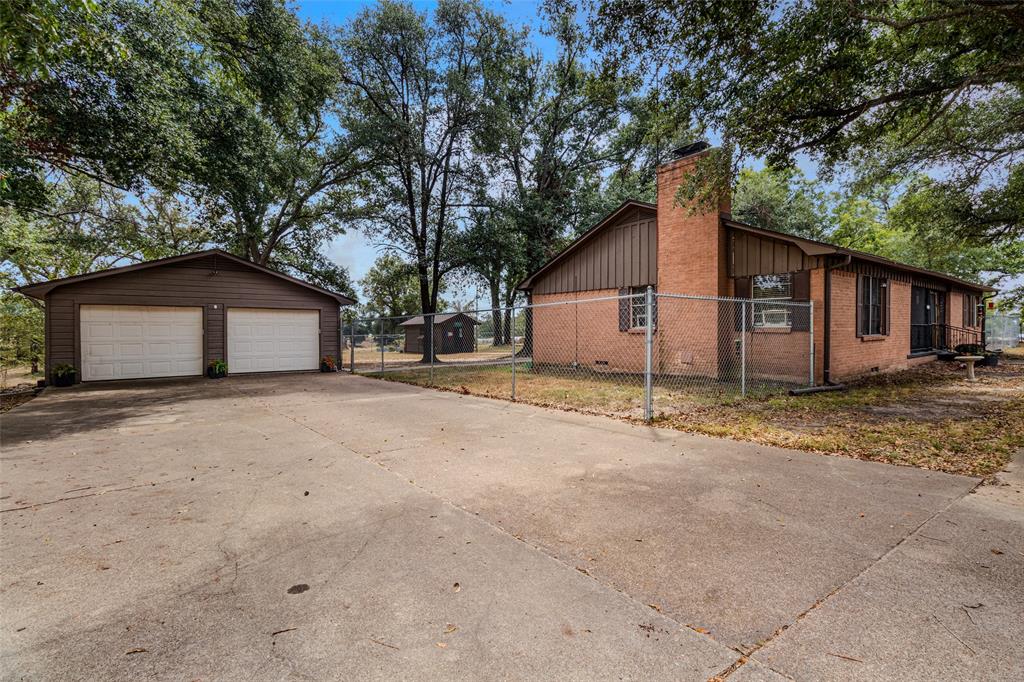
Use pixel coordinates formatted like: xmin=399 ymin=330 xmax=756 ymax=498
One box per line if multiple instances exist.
xmin=517 ymin=143 xmax=994 ymax=385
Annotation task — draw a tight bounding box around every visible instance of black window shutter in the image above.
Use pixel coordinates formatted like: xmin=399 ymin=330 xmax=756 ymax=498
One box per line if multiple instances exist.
xmin=855 ymin=275 xmax=864 ymax=337
xmin=618 ymin=288 xmax=629 ymax=331
xmin=734 ymin=277 xmax=751 ymax=331
xmin=791 ymin=270 xmax=811 ymax=331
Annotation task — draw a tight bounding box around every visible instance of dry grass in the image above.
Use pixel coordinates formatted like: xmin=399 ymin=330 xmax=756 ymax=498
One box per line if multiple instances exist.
xmin=374 ymin=360 xmax=1024 ymax=479
xmin=1 ymin=365 xmax=42 ymax=413
xmin=347 ymin=345 xmax=514 ymax=370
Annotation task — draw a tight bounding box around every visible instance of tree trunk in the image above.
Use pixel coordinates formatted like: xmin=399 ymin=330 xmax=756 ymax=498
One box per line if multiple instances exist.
xmin=489 ymin=285 xmax=502 ymax=348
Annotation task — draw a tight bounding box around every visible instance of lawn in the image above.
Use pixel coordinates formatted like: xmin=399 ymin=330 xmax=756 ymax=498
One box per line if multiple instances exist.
xmin=372 ymin=359 xmax=1024 ymax=479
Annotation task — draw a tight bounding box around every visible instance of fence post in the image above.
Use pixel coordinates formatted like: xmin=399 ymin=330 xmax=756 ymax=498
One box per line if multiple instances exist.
xmin=429 ymin=314 xmax=434 ymax=385
xmin=740 ymin=300 xmax=747 ymax=397
xmin=644 ymin=286 xmax=654 ymax=422
xmin=350 ymin=320 xmax=355 ymax=373
xmin=808 ymin=300 xmax=815 ymax=387
xmin=379 ymin=318 xmax=384 ymax=373
xmin=510 ymin=305 xmax=516 ymax=400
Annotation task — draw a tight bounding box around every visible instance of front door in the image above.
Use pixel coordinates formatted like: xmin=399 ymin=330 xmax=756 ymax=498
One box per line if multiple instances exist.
xmin=910 ymin=287 xmax=945 ymax=351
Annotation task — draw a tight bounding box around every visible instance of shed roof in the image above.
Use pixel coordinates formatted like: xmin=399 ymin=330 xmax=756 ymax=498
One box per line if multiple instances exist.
xmin=398 ymin=312 xmax=481 ymax=327
xmin=13 ymin=248 xmax=358 ymax=304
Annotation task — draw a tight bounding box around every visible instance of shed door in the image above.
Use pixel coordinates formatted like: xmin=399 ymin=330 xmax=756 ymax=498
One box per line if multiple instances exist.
xmin=227 ymin=308 xmax=319 ymax=373
xmin=80 ymin=305 xmax=204 ymax=381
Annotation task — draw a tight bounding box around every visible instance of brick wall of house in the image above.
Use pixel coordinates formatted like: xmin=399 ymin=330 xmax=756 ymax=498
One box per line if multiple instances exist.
xmin=531 ymin=290 xmax=648 ymax=374
xmin=827 ymin=270 xmax=936 ymax=380
xmin=948 ymin=289 xmax=983 ymax=332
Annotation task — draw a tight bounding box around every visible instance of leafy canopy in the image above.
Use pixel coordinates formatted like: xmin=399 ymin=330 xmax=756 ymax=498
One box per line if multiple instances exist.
xmin=591 ymin=0 xmax=1024 ymax=242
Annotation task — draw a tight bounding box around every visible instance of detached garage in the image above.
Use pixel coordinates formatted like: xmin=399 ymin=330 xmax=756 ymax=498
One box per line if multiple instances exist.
xmin=15 ymin=249 xmax=355 ymax=384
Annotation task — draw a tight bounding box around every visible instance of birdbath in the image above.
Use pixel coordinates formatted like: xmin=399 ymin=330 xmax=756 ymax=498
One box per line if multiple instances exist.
xmin=954 ymin=355 xmax=984 ymax=382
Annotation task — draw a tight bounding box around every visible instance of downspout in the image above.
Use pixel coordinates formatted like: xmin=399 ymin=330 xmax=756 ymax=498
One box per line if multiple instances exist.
xmin=822 ymin=253 xmax=852 ymax=385
xmin=981 ymin=291 xmax=997 ymax=350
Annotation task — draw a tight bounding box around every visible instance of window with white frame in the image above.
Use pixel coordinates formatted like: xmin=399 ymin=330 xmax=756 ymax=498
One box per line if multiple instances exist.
xmin=629 ymin=286 xmax=654 ymax=328
xmin=751 ymin=274 xmax=792 ymax=328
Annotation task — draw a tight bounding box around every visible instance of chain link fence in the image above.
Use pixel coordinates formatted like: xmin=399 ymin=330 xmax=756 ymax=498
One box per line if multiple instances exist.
xmin=986 ymin=311 xmax=1022 ymax=351
xmin=343 ymin=289 xmax=813 ymax=420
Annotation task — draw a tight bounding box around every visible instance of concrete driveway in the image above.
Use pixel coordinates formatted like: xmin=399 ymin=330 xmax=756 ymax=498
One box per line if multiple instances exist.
xmin=1 ymin=374 xmax=1021 ymax=681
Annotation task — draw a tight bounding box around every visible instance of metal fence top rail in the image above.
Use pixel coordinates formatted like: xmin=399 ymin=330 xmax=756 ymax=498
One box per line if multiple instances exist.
xmin=352 ymin=290 xmax=812 ymax=322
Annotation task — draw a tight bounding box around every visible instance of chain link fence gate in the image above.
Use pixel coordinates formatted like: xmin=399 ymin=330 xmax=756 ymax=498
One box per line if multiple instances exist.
xmin=342 ymin=290 xmax=814 ymax=421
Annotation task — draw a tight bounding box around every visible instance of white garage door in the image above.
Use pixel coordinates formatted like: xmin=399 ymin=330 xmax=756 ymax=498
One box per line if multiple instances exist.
xmin=227 ymin=308 xmax=319 ymax=373
xmin=80 ymin=305 xmax=204 ymax=381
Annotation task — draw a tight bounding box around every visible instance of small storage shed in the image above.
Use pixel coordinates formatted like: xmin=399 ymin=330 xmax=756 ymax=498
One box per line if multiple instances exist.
xmin=15 ymin=249 xmax=355 ymax=384
xmin=399 ymin=313 xmax=479 ymax=354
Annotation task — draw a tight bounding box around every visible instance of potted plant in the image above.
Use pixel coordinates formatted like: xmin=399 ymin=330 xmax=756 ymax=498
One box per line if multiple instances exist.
xmin=207 ymin=359 xmax=228 ymax=379
xmin=320 ymin=355 xmax=337 ymax=372
xmin=52 ymin=363 xmax=76 ymax=387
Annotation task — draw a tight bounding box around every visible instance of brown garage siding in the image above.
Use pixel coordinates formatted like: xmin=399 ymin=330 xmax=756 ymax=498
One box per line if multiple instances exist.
xmin=45 ymin=254 xmax=340 ymax=380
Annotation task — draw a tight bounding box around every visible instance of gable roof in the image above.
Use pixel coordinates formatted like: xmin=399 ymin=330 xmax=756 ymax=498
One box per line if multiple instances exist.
xmin=722 ymin=217 xmax=996 ymax=292
xmin=398 ymin=312 xmax=481 ymax=327
xmin=12 ymin=248 xmax=357 ymax=304
xmin=516 ymin=199 xmax=657 ymax=291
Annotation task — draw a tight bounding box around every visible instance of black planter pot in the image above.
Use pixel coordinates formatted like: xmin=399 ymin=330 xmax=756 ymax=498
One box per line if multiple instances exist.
xmin=320 ymin=363 xmax=336 ymax=373
xmin=982 ymin=354 xmax=999 ymax=367
xmin=207 ymin=367 xmax=227 ymax=379
xmin=53 ymin=374 xmax=75 ymax=387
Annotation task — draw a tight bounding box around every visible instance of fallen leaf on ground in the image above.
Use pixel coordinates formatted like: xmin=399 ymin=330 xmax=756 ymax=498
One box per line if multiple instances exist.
xmin=444 ymin=624 xmax=457 ymax=634
xmin=125 ymin=648 xmax=147 ymax=655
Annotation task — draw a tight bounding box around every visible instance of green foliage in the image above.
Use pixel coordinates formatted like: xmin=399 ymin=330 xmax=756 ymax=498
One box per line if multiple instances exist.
xmin=733 ymin=167 xmax=830 ymax=241
xmin=2 ymin=0 xmax=359 ymax=295
xmin=359 ymin=254 xmax=445 ymax=321
xmin=0 ymin=290 xmax=43 ymax=371
xmin=0 ymin=174 xmax=209 ymax=286
xmin=733 ymin=166 xmax=1024 ymax=306
xmin=592 ymin=0 xmax=1024 ymax=242
xmin=52 ymin=363 xmax=76 ymax=378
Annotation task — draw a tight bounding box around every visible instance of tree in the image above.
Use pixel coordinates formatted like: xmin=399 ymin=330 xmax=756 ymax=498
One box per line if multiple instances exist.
xmin=591 ymin=0 xmax=1024 ymax=242
xmin=338 ymin=0 xmax=523 ymax=360
xmin=728 ymin=166 xmax=1024 ymax=305
xmin=732 ymin=167 xmax=830 ymax=241
xmin=359 ymin=254 xmax=432 ymax=322
xmin=2 ymin=0 xmax=362 ymax=294
xmin=461 ymin=208 xmax=526 ymax=344
xmin=0 ymin=290 xmax=44 ymax=375
xmin=0 ymin=174 xmax=208 ymax=287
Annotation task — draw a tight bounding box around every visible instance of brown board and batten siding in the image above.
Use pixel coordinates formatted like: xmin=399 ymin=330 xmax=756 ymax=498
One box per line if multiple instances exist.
xmin=42 ymin=253 xmax=343 ymax=377
xmin=531 ymin=205 xmax=657 ymax=295
xmin=729 ymin=229 xmax=825 ymax=277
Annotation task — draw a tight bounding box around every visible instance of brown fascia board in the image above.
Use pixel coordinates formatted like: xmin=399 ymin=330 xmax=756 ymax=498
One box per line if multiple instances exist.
xmin=12 ymin=248 xmax=359 ymax=305
xmin=516 ymin=199 xmax=657 ymax=291
xmin=722 ymin=216 xmax=995 ymax=292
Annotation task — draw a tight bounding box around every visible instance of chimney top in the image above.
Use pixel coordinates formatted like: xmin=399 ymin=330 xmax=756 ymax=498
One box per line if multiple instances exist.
xmin=670 ymin=141 xmax=710 ymax=159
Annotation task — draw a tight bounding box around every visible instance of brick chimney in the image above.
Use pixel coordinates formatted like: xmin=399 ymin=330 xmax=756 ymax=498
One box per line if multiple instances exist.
xmin=655 ymin=142 xmax=731 ymax=297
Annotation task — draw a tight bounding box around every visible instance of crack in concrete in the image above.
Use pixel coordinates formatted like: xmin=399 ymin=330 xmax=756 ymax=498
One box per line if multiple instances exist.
xmin=0 ymin=480 xmax=172 ymax=513
xmin=740 ymin=478 xmax=984 ymax=667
